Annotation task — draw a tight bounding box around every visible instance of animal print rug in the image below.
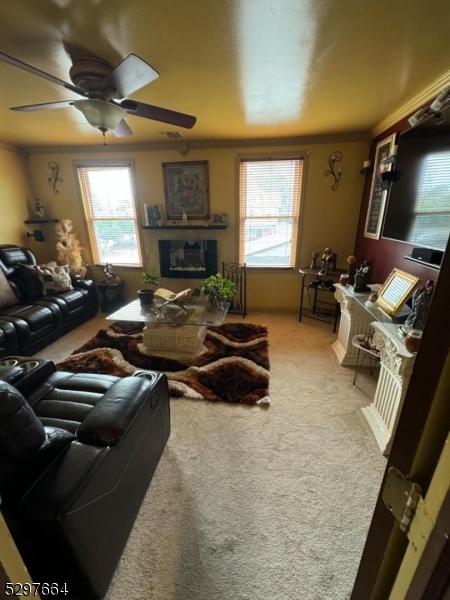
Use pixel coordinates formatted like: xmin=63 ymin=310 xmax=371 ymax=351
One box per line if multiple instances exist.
xmin=56 ymin=322 xmax=271 ymax=407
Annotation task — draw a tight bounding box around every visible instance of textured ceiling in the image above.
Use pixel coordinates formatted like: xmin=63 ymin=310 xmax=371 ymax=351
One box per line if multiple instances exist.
xmin=0 ymin=0 xmax=449 ymax=147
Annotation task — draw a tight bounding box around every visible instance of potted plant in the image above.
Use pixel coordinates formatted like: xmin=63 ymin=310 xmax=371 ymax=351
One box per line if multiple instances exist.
xmin=138 ymin=269 xmax=159 ymax=305
xmin=200 ymin=273 xmax=236 ymax=310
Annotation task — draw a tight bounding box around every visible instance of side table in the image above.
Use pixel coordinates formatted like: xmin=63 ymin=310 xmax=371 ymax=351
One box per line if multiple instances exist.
xmin=97 ymin=282 xmax=125 ymax=313
xmin=298 ymin=267 xmax=345 ymax=332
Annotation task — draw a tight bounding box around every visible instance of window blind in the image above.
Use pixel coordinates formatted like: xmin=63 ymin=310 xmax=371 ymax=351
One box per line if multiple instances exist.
xmin=409 ymin=151 xmax=450 ymax=250
xmin=77 ymin=165 xmax=142 ymax=266
xmin=239 ymin=158 xmax=303 ymax=267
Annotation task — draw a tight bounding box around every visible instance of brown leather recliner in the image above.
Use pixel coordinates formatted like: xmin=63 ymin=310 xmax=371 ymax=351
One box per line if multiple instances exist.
xmin=0 ymin=357 xmax=170 ymax=600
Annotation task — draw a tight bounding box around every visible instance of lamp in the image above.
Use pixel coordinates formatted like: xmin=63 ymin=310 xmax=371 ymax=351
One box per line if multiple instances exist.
xmin=73 ymin=99 xmax=126 ymax=132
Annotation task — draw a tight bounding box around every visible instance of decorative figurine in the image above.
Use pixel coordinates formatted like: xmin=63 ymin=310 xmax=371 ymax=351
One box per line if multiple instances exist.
xmin=146 ymin=204 xmax=162 ymax=226
xmin=102 ymin=263 xmax=122 ymax=284
xmin=319 ymin=247 xmax=334 ymax=275
xmin=35 ymin=199 xmax=45 ymax=218
xmin=365 ymin=291 xmax=378 ymax=309
xmin=347 ymin=255 xmax=357 ymax=285
xmin=353 ymin=260 xmax=372 ymax=292
xmin=310 ymin=251 xmax=319 ymax=270
xmin=404 ymin=280 xmax=434 ymax=331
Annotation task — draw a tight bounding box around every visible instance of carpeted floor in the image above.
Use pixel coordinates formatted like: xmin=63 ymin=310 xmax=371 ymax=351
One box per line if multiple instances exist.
xmin=37 ymin=312 xmax=386 ymax=600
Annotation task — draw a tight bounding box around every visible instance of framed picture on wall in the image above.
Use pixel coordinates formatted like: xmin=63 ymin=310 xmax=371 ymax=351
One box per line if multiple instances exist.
xmin=162 ymin=160 xmax=210 ymax=220
xmin=364 ymin=133 xmax=396 ymax=239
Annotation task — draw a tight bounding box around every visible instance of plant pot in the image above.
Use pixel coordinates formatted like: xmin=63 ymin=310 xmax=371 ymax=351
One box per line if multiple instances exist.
xmin=138 ymin=289 xmax=155 ymax=305
xmin=207 ymin=297 xmax=225 ymax=312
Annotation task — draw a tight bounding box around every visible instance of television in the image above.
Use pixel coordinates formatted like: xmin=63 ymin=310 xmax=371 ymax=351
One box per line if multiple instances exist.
xmin=382 ymin=104 xmax=450 ymax=253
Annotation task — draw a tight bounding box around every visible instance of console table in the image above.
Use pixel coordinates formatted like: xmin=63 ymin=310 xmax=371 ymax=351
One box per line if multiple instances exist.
xmin=362 ymin=322 xmax=415 ymax=455
xmin=332 ymin=284 xmax=416 ymax=455
xmin=332 ymin=284 xmax=387 ymax=366
xmin=298 ymin=267 xmax=345 ymax=331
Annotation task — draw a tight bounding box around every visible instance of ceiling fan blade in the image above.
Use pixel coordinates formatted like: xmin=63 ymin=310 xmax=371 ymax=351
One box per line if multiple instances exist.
xmin=10 ymin=100 xmax=76 ymax=112
xmin=113 ymin=119 xmax=133 ymax=137
xmin=120 ymin=99 xmax=196 ymax=129
xmin=109 ymin=53 xmax=159 ymax=99
xmin=0 ymin=50 xmax=86 ymax=96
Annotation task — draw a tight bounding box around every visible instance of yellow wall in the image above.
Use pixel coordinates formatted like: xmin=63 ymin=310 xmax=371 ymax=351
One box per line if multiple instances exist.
xmin=0 ymin=146 xmax=32 ymax=247
xmin=26 ymin=138 xmax=367 ymax=310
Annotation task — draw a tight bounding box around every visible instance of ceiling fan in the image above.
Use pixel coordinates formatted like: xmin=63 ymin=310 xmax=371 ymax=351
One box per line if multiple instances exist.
xmin=0 ymin=50 xmax=196 ymax=140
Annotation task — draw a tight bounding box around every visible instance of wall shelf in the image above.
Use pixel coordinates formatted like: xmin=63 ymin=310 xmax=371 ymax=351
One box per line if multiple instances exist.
xmin=142 ymin=224 xmax=227 ymax=230
xmin=24 ymin=218 xmax=59 ymax=225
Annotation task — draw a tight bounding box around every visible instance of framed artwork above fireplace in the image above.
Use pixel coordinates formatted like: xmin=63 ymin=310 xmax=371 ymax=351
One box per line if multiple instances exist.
xmin=162 ymin=160 xmax=210 ymax=220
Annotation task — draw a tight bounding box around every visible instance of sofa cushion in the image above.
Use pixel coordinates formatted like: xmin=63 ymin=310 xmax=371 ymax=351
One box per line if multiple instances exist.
xmin=30 ymin=371 xmax=120 ymax=434
xmin=1 ymin=304 xmax=57 ymax=332
xmin=37 ymin=264 xmax=73 ymax=296
xmin=13 ymin=264 xmax=43 ymax=301
xmin=50 ymin=288 xmax=88 ymax=311
xmin=0 ymin=269 xmax=17 ymax=309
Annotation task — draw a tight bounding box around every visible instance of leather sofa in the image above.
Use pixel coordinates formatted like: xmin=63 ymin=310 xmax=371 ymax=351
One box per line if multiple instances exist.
xmin=0 ymin=245 xmax=98 ymax=357
xmin=0 ymin=357 xmax=170 ymax=600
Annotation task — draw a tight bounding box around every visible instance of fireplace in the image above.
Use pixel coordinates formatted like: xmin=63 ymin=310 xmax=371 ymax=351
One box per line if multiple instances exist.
xmin=158 ymin=240 xmax=217 ymax=279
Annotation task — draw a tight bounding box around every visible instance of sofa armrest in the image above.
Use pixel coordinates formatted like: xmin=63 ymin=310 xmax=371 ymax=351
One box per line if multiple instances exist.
xmin=71 ymin=276 xmax=95 ymax=291
xmin=77 ymin=377 xmax=155 ymax=446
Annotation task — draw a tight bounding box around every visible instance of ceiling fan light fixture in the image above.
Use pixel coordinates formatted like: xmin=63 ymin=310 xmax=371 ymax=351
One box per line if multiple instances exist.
xmin=73 ymin=99 xmax=126 ymax=131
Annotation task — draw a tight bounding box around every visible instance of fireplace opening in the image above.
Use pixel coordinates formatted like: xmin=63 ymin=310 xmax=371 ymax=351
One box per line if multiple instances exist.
xmin=159 ymin=240 xmax=217 ymax=279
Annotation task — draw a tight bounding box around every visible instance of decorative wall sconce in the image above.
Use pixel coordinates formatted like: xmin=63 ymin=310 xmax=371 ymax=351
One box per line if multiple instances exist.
xmin=360 ymin=160 xmax=372 ymax=175
xmin=48 ymin=161 xmax=63 ymax=194
xmin=324 ymin=151 xmax=343 ymax=191
xmin=26 ymin=229 xmax=45 ymax=242
xmin=380 ymin=170 xmax=402 ymax=191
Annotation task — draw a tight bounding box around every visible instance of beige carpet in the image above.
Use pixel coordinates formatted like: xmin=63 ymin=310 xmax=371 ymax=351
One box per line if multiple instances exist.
xmin=37 ymin=312 xmax=386 ymax=600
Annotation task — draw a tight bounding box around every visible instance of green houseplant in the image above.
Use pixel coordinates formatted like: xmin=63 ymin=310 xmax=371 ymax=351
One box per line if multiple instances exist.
xmin=138 ymin=269 xmax=159 ymax=305
xmin=200 ymin=273 xmax=236 ymax=309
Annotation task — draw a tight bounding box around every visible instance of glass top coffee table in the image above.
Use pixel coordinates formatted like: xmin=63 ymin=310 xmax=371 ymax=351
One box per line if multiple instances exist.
xmin=107 ymin=299 xmax=230 ymax=357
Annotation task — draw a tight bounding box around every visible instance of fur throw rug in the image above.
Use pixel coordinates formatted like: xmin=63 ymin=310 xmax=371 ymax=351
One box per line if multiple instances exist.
xmin=56 ymin=322 xmax=271 ymax=407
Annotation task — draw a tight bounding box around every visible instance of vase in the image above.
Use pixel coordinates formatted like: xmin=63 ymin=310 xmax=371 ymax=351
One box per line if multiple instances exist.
xmin=405 ymin=329 xmax=422 ymax=353
xmin=207 ymin=297 xmax=225 ymax=312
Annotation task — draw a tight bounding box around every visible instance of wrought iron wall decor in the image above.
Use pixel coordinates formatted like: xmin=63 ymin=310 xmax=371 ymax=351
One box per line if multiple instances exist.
xmin=48 ymin=161 xmax=63 ymax=194
xmin=324 ymin=151 xmax=343 ymax=191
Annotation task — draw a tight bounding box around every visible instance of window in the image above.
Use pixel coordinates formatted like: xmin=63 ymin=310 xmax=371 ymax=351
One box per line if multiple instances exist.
xmin=239 ymin=158 xmax=303 ymax=267
xmin=77 ymin=164 xmax=142 ymax=266
xmin=409 ymin=151 xmax=450 ymax=250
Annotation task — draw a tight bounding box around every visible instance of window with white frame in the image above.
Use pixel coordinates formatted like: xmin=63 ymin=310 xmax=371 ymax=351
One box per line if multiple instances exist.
xmin=77 ymin=164 xmax=142 ymax=266
xmin=239 ymin=158 xmax=303 ymax=267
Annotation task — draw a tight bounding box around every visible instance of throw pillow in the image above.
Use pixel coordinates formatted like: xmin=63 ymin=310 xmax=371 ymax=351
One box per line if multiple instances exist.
xmin=0 ymin=269 xmax=17 ymax=309
xmin=36 ymin=264 xmax=73 ymax=296
xmin=13 ymin=264 xmax=43 ymax=301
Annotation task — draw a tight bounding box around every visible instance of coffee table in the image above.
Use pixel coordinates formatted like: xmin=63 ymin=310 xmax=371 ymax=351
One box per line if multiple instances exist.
xmin=107 ymin=299 xmax=230 ymax=357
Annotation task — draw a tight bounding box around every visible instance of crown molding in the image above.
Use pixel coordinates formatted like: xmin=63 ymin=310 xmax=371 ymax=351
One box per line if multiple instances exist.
xmin=0 ymin=141 xmax=24 ymax=155
xmin=371 ymin=69 xmax=450 ymax=137
xmin=21 ymin=131 xmax=369 ymax=155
